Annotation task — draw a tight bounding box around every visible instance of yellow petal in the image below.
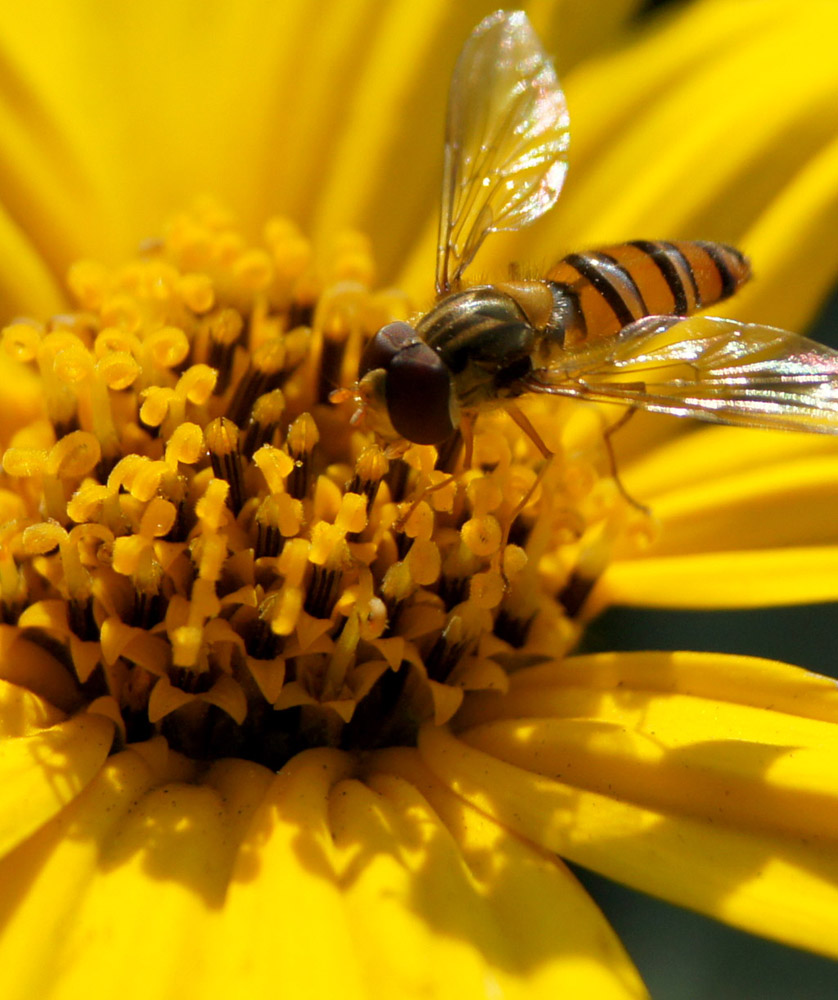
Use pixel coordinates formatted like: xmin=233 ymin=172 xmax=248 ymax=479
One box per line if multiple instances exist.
xmin=729 ymin=132 xmax=838 ymax=331
xmin=212 ymin=746 xmax=647 ymax=998
xmin=0 ymin=99 xmax=88 ymax=316
xmin=313 ymin=1 xmax=479 ymax=267
xmin=637 ymin=455 xmax=838 ymax=556
xmin=423 ymin=652 xmax=838 ymax=956
xmin=0 ymin=678 xmax=65 ymax=738
xmin=458 ymin=651 xmax=838 ymax=728
xmin=0 ymin=710 xmax=113 ymax=859
xmin=0 ymin=628 xmax=81 ymax=711
xmin=0 ymin=745 xmax=270 ymax=1000
xmin=541 ymin=0 xmax=838 ymax=255
xmin=207 ymin=749 xmax=366 ymax=997
xmin=370 ymin=748 xmax=648 ymax=999
xmin=461 ymin=700 xmax=838 ymax=842
xmin=622 ymin=424 xmax=838 ymax=502
xmin=528 ymin=0 xmax=646 ymax=74
xmin=423 ymin=722 xmax=838 ymax=958
xmin=592 ymin=546 xmax=838 ymax=610
xmin=597 ymin=425 xmax=838 ymax=607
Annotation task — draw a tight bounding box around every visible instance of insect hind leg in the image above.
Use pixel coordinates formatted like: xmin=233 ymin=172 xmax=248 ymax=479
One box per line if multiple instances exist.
xmin=503 ymin=402 xmax=648 ymax=561
xmin=602 ymin=406 xmax=650 ymax=515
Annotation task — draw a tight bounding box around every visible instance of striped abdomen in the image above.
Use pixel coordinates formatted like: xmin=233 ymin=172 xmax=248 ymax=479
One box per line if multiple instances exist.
xmin=545 ymin=240 xmax=751 ymax=348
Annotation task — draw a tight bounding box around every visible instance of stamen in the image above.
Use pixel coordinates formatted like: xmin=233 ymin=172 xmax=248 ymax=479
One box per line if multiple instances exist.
xmin=243 ymin=610 xmax=282 ymax=661
xmin=206 ymin=418 xmax=246 ymax=514
xmin=304 ymin=499 xmax=359 ymax=620
xmin=206 ymin=308 xmax=244 ymax=395
xmin=253 ymin=493 xmax=302 ymax=558
xmin=227 ymin=337 xmax=287 ymax=425
xmin=0 ymin=206 xmax=630 ymax=769
xmin=177 ymin=272 xmax=215 ymax=314
xmin=346 ymin=444 xmax=388 ymax=508
xmin=424 ymin=610 xmax=478 ymax=683
xmin=286 ymin=413 xmax=319 ymax=500
xmin=268 ymin=538 xmax=309 ymax=638
xmin=345 ymin=444 xmax=388 ymax=540
xmin=322 ymin=610 xmax=360 ymax=700
xmin=242 ymin=389 xmax=285 ymax=457
xmin=461 ymin=514 xmax=502 ymax=558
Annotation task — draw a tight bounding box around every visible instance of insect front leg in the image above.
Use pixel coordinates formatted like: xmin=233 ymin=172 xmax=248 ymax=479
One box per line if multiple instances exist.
xmin=393 ymin=417 xmax=475 ymax=531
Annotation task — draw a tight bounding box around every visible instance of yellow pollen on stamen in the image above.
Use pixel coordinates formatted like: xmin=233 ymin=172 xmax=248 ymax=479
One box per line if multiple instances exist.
xmin=461 ymin=515 xmax=503 ymax=558
xmin=0 ymin=205 xmax=636 ymax=766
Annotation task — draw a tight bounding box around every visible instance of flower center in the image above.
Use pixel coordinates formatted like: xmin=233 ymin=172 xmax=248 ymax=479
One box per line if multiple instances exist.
xmin=0 ymin=203 xmax=647 ymax=768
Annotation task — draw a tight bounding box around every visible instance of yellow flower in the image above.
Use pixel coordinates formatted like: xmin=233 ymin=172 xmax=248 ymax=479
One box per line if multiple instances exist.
xmin=1 ymin=2 xmax=838 ymax=998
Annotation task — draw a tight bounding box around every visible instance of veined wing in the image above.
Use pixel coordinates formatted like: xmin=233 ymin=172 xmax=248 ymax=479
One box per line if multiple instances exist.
xmin=521 ymin=315 xmax=838 ymax=433
xmin=436 ymin=10 xmax=570 ymax=295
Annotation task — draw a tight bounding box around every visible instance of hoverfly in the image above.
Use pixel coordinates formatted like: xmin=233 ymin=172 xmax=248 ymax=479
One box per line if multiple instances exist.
xmin=353 ymin=9 xmax=838 ymax=503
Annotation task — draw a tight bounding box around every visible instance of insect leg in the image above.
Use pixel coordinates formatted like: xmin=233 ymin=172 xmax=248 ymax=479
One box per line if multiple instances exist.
xmin=435 ymin=427 xmax=464 ymax=473
xmin=602 ymin=406 xmax=650 ymax=515
xmin=503 ymin=402 xmax=554 ymax=549
xmin=395 ymin=417 xmax=475 ymax=531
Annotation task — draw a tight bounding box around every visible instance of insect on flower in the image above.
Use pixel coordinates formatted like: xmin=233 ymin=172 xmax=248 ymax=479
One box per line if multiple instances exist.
xmin=351 ymin=9 xmax=838 ymax=509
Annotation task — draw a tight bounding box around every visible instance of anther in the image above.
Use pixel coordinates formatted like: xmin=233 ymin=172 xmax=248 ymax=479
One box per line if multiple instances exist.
xmin=427 ymin=604 xmax=486 ymax=683
xmin=242 ymin=389 xmax=285 ymax=457
xmin=206 ymin=308 xmax=244 ymax=395
xmin=254 ymin=496 xmax=283 ymax=558
xmin=206 ymin=417 xmax=246 ymax=514
xmin=424 ymin=618 xmax=470 ymax=683
xmin=345 ymin=445 xmax=388 ymax=540
xmin=345 ymin=445 xmax=388 ymax=507
xmin=303 ymin=564 xmax=342 ymax=619
xmin=286 ymin=413 xmax=319 ymax=500
xmin=243 ymin=611 xmax=282 ymax=661
xmin=227 ymin=337 xmax=287 ymax=425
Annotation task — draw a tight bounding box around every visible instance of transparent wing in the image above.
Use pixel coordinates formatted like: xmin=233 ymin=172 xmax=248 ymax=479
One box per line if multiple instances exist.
xmin=521 ymin=315 xmax=838 ymax=433
xmin=436 ymin=10 xmax=570 ymax=295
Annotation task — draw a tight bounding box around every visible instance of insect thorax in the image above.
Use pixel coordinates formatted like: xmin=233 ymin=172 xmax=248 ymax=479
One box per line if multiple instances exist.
xmin=416 ymin=286 xmax=542 ymax=408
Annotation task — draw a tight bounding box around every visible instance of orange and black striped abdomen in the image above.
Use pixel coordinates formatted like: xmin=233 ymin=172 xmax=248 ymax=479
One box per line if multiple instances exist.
xmin=545 ymin=240 xmax=751 ymax=348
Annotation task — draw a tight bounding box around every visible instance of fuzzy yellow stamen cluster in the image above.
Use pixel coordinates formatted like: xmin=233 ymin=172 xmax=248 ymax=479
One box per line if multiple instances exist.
xmin=0 ymin=203 xmax=642 ymax=766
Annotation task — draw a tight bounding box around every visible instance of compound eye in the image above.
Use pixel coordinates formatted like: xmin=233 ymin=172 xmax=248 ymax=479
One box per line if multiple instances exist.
xmin=385 ymin=340 xmax=455 ymax=445
xmin=359 ymin=322 xmax=416 ymax=378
